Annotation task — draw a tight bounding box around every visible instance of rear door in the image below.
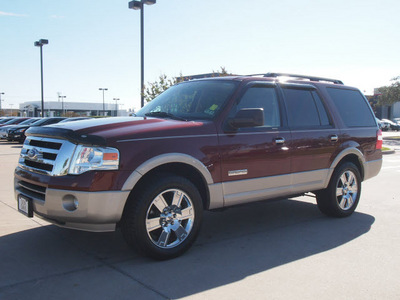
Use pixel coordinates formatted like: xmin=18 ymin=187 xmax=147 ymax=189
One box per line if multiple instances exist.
xmin=280 ymin=83 xmax=340 ymax=192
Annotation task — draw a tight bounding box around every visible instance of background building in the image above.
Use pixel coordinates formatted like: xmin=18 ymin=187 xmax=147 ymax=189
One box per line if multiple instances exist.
xmin=18 ymin=101 xmax=127 ymax=117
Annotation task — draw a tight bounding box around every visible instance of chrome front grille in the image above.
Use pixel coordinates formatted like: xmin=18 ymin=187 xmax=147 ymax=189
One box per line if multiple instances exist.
xmin=18 ymin=136 xmax=77 ymax=176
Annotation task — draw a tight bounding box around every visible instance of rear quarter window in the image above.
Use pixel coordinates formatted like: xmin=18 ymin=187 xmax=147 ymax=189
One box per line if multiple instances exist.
xmin=326 ymin=88 xmax=376 ymax=127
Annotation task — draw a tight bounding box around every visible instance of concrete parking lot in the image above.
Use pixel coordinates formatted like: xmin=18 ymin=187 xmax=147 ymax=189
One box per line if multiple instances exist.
xmin=0 ymin=137 xmax=399 ymax=299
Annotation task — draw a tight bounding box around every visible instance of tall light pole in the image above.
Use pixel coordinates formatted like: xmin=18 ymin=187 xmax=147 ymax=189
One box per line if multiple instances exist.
xmin=60 ymin=95 xmax=66 ymax=116
xmin=128 ymin=0 xmax=156 ymax=108
xmin=99 ymin=88 xmax=108 ymax=116
xmin=34 ymin=39 xmax=49 ymax=118
xmin=0 ymin=92 xmax=4 ymax=116
xmin=113 ymin=98 xmax=120 ymax=116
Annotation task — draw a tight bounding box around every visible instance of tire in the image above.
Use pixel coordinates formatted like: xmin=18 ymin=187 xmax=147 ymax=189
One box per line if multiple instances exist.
xmin=316 ymin=162 xmax=361 ymax=218
xmin=121 ymin=173 xmax=203 ymax=260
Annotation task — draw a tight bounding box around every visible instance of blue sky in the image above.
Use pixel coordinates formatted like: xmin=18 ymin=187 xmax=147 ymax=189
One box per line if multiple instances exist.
xmin=1 ymin=0 xmax=399 ymax=111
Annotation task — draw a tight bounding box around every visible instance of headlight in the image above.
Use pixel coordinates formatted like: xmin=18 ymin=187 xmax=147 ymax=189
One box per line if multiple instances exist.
xmin=68 ymin=145 xmax=120 ymax=175
xmin=15 ymin=128 xmax=27 ymax=133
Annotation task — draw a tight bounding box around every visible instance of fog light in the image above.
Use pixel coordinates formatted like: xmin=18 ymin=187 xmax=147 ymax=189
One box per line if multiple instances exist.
xmin=62 ymin=194 xmax=79 ymax=212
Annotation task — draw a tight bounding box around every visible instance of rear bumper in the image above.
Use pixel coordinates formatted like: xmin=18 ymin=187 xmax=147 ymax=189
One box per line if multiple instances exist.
xmin=15 ymin=179 xmax=129 ymax=232
xmin=363 ymin=158 xmax=382 ymax=181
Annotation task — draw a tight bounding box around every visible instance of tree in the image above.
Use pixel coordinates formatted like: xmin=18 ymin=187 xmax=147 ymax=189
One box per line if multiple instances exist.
xmin=377 ymin=76 xmax=400 ymax=106
xmin=143 ymin=67 xmax=232 ymax=103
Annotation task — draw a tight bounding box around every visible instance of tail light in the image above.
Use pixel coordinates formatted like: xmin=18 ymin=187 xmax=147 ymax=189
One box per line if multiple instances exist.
xmin=376 ymin=129 xmax=383 ymax=150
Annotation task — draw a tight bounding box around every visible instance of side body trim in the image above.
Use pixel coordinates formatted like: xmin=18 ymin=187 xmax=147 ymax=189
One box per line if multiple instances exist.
xmin=223 ymin=169 xmax=329 ymax=207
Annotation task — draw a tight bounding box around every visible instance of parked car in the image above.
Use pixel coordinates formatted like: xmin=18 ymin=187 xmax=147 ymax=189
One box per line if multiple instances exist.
xmin=381 ymin=119 xmax=400 ymax=131
xmin=0 ymin=117 xmax=29 ymax=128
xmin=58 ymin=117 xmax=91 ymax=123
xmin=378 ymin=118 xmax=391 ymax=131
xmin=0 ymin=118 xmax=40 ymax=139
xmin=0 ymin=117 xmax=15 ymax=125
xmin=7 ymin=117 xmax=66 ymax=143
xmin=14 ymin=73 xmax=382 ymax=260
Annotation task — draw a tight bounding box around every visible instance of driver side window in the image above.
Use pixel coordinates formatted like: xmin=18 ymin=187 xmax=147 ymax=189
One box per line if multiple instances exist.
xmin=234 ymin=86 xmax=281 ymax=128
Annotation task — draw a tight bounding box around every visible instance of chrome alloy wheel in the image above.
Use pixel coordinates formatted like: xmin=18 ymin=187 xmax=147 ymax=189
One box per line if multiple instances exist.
xmin=145 ymin=189 xmax=195 ymax=249
xmin=336 ymin=170 xmax=358 ymax=210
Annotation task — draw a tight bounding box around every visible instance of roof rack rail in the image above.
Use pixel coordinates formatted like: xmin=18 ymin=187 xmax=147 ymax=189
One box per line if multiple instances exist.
xmin=263 ymin=72 xmax=343 ymax=85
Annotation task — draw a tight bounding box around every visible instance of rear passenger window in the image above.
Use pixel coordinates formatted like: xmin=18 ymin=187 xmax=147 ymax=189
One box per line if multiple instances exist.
xmin=327 ymin=88 xmax=376 ymax=127
xmin=283 ymin=88 xmax=331 ymax=128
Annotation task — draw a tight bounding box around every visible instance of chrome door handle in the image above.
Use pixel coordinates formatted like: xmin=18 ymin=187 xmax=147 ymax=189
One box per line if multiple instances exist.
xmin=330 ymin=135 xmax=338 ymax=142
xmin=275 ymin=137 xmax=285 ymax=144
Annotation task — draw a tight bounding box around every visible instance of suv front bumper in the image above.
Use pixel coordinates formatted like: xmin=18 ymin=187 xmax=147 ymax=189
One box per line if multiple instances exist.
xmin=14 ymin=179 xmax=129 ymax=232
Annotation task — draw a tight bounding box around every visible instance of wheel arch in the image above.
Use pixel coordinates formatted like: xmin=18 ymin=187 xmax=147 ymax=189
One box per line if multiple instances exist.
xmin=329 ymin=147 xmax=365 ymax=181
xmin=121 ymin=153 xmax=215 ymax=210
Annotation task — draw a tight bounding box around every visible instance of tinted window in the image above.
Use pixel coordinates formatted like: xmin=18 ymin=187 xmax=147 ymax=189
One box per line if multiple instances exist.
xmin=234 ymin=86 xmax=280 ymax=128
xmin=283 ymin=88 xmax=328 ymax=128
xmin=312 ymin=91 xmax=330 ymax=126
xmin=137 ymin=80 xmax=238 ymax=120
xmin=327 ymin=88 xmax=376 ymax=127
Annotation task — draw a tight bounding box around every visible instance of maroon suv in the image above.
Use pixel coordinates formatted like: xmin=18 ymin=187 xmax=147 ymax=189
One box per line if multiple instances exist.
xmin=14 ymin=73 xmax=382 ymax=259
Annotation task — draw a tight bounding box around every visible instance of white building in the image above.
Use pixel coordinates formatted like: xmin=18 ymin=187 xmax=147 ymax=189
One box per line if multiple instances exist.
xmin=19 ymin=101 xmax=128 ymax=117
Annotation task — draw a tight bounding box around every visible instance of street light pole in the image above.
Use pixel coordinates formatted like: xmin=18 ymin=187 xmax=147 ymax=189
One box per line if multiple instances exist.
xmin=60 ymin=95 xmax=66 ymax=116
xmin=128 ymin=0 xmax=156 ymax=108
xmin=113 ymin=98 xmax=120 ymax=116
xmin=34 ymin=39 xmax=49 ymax=118
xmin=99 ymin=88 xmax=108 ymax=116
xmin=0 ymin=92 xmax=4 ymax=116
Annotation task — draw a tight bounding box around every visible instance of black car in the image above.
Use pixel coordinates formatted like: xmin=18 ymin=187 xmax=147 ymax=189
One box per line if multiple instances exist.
xmin=0 ymin=117 xmax=30 ymax=127
xmin=0 ymin=117 xmax=16 ymax=125
xmin=0 ymin=118 xmax=40 ymax=139
xmin=7 ymin=117 xmax=66 ymax=143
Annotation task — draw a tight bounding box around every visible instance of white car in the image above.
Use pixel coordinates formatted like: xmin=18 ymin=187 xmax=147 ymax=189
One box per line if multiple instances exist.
xmin=376 ymin=118 xmax=390 ymax=131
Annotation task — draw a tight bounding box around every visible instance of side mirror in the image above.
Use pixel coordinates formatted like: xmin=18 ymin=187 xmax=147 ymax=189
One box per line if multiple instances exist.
xmin=228 ymin=108 xmax=264 ymax=129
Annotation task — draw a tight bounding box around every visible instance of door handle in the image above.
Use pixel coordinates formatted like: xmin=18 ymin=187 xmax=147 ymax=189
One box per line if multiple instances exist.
xmin=330 ymin=135 xmax=338 ymax=142
xmin=274 ymin=137 xmax=285 ymax=144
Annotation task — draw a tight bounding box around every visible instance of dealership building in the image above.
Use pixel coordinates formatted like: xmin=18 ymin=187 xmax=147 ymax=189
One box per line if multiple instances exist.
xmin=18 ymin=101 xmax=127 ymax=117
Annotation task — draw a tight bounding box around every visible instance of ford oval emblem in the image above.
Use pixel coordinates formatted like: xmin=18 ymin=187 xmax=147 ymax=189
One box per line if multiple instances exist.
xmin=27 ymin=148 xmax=39 ymax=160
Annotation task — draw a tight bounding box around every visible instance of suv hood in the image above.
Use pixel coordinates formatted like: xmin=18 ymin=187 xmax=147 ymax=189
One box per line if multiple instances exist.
xmin=25 ymin=117 xmax=212 ymax=146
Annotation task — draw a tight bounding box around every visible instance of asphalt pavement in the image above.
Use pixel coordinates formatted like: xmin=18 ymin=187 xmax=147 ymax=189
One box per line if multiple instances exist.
xmin=0 ymin=137 xmax=399 ymax=300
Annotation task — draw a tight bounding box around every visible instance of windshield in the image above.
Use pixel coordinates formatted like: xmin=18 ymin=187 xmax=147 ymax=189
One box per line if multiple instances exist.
xmin=136 ymin=80 xmax=238 ymax=121
xmin=30 ymin=118 xmax=51 ymax=126
xmin=19 ymin=118 xmax=40 ymax=125
xmin=0 ymin=118 xmax=13 ymax=124
xmin=4 ymin=118 xmax=25 ymax=125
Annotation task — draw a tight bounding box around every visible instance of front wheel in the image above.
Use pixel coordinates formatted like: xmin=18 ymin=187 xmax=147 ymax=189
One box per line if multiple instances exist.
xmin=121 ymin=174 xmax=203 ymax=260
xmin=316 ymin=162 xmax=361 ymax=218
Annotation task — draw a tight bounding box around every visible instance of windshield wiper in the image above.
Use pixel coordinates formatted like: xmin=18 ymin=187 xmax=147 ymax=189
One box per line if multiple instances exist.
xmin=145 ymin=112 xmax=187 ymax=121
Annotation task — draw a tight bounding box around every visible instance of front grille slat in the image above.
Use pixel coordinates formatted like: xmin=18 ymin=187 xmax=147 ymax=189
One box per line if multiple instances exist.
xmin=17 ymin=180 xmax=46 ymax=201
xmin=18 ymin=180 xmax=46 ymax=195
xmin=29 ymin=139 xmax=62 ymax=150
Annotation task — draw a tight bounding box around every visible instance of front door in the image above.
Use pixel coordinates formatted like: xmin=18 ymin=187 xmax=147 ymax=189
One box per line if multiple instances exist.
xmin=218 ymin=83 xmax=291 ymax=206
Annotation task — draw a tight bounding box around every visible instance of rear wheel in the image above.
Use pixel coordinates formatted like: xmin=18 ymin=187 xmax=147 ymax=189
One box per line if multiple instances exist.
xmin=121 ymin=174 xmax=203 ymax=260
xmin=316 ymin=162 xmax=361 ymax=218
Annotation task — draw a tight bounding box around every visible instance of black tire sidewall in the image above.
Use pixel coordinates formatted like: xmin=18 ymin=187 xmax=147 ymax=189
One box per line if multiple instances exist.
xmin=125 ymin=174 xmax=203 ymax=260
xmin=327 ymin=162 xmax=362 ymax=217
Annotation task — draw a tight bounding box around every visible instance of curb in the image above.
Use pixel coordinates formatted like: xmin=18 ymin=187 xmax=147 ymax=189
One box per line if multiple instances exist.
xmin=382 ymin=149 xmax=395 ymax=155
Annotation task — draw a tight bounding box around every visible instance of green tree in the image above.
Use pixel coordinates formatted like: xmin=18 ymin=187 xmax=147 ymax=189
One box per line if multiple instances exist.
xmin=377 ymin=76 xmax=400 ymax=105
xmin=143 ymin=67 xmax=231 ymax=103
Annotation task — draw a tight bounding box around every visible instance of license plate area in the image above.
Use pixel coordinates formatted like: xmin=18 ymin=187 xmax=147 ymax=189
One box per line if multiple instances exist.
xmin=18 ymin=194 xmax=33 ymax=217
